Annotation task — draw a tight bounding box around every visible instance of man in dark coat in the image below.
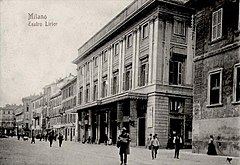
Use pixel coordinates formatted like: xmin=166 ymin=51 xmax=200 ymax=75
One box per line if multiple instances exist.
xmin=173 ymin=134 xmax=182 ymax=159
xmin=117 ymin=127 xmax=131 ymax=165
xmin=58 ymin=133 xmax=64 ymax=147
xmin=48 ymin=131 xmax=54 ymax=147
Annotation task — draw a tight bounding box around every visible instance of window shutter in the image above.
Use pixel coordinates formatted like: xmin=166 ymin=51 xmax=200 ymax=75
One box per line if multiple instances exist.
xmin=146 ymin=63 xmax=149 ymax=85
xmin=123 ymin=72 xmax=126 ymax=91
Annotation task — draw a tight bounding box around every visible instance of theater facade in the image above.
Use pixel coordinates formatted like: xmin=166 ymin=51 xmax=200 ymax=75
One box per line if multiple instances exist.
xmin=73 ymin=0 xmax=194 ymax=147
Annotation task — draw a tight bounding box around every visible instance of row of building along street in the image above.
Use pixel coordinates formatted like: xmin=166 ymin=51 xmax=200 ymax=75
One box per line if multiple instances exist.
xmin=0 ymin=0 xmax=239 ymax=158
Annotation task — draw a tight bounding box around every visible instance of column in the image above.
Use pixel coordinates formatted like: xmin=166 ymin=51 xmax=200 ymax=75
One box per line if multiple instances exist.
xmin=98 ymin=53 xmax=102 ymax=99
xmin=132 ymin=29 xmax=137 ymax=89
xmin=163 ymin=20 xmax=171 ymax=85
xmin=121 ymin=37 xmax=126 ymax=92
xmin=148 ymin=17 xmax=154 ymax=84
xmin=90 ymin=59 xmax=94 ymax=101
xmin=152 ymin=14 xmax=162 ymax=84
xmin=134 ymin=26 xmax=140 ymax=87
xmin=75 ymin=113 xmax=79 ymax=142
xmin=119 ymin=37 xmax=124 ymax=93
xmin=107 ymin=45 xmax=112 ymax=96
xmin=82 ymin=64 xmax=86 ymax=103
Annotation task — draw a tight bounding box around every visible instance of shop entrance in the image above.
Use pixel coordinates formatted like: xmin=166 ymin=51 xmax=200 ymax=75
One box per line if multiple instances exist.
xmin=138 ymin=117 xmax=145 ymax=146
xmin=170 ymin=118 xmax=184 ymax=137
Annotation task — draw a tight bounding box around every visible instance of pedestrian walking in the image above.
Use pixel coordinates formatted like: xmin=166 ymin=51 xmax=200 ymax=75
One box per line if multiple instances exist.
xmin=31 ymin=133 xmax=35 ymax=144
xmin=117 ymin=127 xmax=131 ymax=165
xmin=146 ymin=134 xmax=152 ymax=149
xmin=150 ymin=134 xmax=160 ymax=160
xmin=17 ymin=134 xmax=20 ymax=140
xmin=207 ymin=135 xmax=217 ymax=155
xmin=48 ymin=131 xmax=54 ymax=147
xmin=173 ymin=134 xmax=182 ymax=159
xmin=58 ymin=133 xmax=63 ymax=147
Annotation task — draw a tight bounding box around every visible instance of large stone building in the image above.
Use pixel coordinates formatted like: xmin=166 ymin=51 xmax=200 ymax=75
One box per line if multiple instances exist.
xmin=60 ymin=76 xmax=78 ymax=141
xmin=15 ymin=105 xmax=24 ymax=135
xmin=0 ymin=104 xmax=19 ymax=135
xmin=42 ymin=74 xmax=75 ymax=136
xmin=187 ymin=0 xmax=240 ymax=156
xmin=73 ymin=0 xmax=194 ymax=147
xmin=31 ymin=94 xmax=44 ymax=136
xmin=22 ymin=95 xmax=38 ymax=136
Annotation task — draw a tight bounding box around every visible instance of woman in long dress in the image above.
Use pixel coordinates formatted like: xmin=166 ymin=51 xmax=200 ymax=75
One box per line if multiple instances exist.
xmin=207 ymin=135 xmax=217 ymax=155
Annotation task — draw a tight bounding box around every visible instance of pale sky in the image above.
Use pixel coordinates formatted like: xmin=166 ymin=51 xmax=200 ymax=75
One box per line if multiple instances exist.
xmin=0 ymin=0 xmax=133 ymax=106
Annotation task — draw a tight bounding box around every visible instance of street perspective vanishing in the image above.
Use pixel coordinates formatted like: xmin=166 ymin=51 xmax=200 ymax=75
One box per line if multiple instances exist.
xmin=0 ymin=0 xmax=240 ymax=165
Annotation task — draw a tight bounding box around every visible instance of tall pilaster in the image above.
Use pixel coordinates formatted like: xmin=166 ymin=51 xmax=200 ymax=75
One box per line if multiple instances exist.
xmin=134 ymin=26 xmax=140 ymax=87
xmin=121 ymin=37 xmax=126 ymax=92
xmin=163 ymin=20 xmax=171 ymax=85
xmin=148 ymin=17 xmax=154 ymax=84
xmin=90 ymin=59 xmax=94 ymax=101
xmin=132 ymin=29 xmax=137 ymax=89
xmin=82 ymin=64 xmax=86 ymax=103
xmin=152 ymin=14 xmax=162 ymax=84
xmin=75 ymin=113 xmax=79 ymax=142
xmin=98 ymin=53 xmax=102 ymax=99
xmin=107 ymin=46 xmax=112 ymax=96
xmin=119 ymin=37 xmax=124 ymax=93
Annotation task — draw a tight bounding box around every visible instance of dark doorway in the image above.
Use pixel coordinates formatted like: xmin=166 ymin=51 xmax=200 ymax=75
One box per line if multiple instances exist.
xmin=170 ymin=118 xmax=183 ymax=136
xmin=99 ymin=112 xmax=106 ymax=143
xmin=138 ymin=117 xmax=146 ymax=146
xmin=110 ymin=108 xmax=117 ymax=144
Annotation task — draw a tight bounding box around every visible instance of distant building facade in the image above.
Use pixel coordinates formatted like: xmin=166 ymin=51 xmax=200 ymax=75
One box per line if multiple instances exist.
xmin=31 ymin=95 xmax=44 ymax=136
xmin=73 ymin=0 xmax=194 ymax=147
xmin=60 ymin=76 xmax=77 ymax=141
xmin=42 ymin=74 xmax=75 ymax=135
xmin=22 ymin=95 xmax=38 ymax=136
xmin=0 ymin=105 xmax=18 ymax=135
xmin=15 ymin=105 xmax=24 ymax=135
xmin=188 ymin=0 xmax=240 ymax=156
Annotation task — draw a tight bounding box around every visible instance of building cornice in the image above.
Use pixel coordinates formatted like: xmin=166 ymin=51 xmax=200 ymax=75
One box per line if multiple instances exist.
xmin=73 ymin=0 xmax=191 ymax=64
xmin=193 ymin=41 xmax=240 ymax=62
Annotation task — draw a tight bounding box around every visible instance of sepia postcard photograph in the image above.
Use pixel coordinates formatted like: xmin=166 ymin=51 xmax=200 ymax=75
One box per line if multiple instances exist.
xmin=0 ymin=0 xmax=239 ymax=164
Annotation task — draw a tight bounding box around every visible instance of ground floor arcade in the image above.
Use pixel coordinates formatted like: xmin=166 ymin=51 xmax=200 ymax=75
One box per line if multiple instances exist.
xmin=75 ymin=92 xmax=193 ymax=148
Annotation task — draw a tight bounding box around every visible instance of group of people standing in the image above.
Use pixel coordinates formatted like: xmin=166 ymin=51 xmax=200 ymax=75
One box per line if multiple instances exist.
xmin=29 ymin=130 xmax=64 ymax=148
xmin=146 ymin=133 xmax=183 ymax=160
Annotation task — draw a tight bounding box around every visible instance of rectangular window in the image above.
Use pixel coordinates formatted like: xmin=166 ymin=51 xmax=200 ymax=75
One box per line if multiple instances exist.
xmin=112 ymin=75 xmax=118 ymax=95
xmin=102 ymin=78 xmax=107 ymax=98
xmin=86 ymin=84 xmax=90 ymax=103
xmin=208 ymin=69 xmax=223 ymax=105
xmin=212 ymin=8 xmax=223 ymax=41
xmin=125 ymin=69 xmax=132 ymax=91
xmin=114 ymin=43 xmax=119 ymax=55
xmin=94 ymin=57 xmax=98 ymax=67
xmin=127 ymin=34 xmax=133 ymax=48
xmin=169 ymin=98 xmax=185 ymax=113
xmin=79 ymin=87 xmax=83 ymax=105
xmin=139 ymin=58 xmax=148 ymax=87
xmin=169 ymin=60 xmax=183 ymax=85
xmin=234 ymin=64 xmax=240 ymax=103
xmin=142 ymin=23 xmax=149 ymax=39
xmin=174 ymin=20 xmax=185 ymax=36
xmin=93 ymin=81 xmax=98 ymax=101
xmin=103 ymin=50 xmax=108 ymax=62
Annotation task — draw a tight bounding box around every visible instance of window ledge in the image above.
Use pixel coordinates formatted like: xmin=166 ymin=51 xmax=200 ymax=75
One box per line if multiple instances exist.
xmin=208 ymin=36 xmax=226 ymax=45
xmin=232 ymin=101 xmax=240 ymax=105
xmin=206 ymin=103 xmax=223 ymax=108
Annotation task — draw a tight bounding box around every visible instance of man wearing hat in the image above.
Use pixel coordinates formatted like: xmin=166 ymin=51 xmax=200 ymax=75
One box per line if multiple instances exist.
xmin=117 ymin=127 xmax=131 ymax=165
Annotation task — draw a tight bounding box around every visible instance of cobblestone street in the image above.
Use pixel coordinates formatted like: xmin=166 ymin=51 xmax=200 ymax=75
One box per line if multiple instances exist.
xmin=0 ymin=138 xmax=239 ymax=165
